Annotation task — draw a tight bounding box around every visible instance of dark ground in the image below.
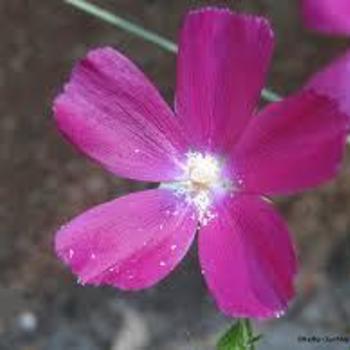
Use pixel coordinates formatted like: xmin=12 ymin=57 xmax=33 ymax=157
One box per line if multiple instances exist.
xmin=1 ymin=1 xmax=350 ymax=349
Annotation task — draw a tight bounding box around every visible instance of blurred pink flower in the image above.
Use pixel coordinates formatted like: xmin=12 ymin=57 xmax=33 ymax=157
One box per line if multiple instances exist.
xmin=53 ymin=8 xmax=348 ymax=318
xmin=306 ymin=49 xmax=350 ymax=121
xmin=301 ymin=0 xmax=350 ymax=35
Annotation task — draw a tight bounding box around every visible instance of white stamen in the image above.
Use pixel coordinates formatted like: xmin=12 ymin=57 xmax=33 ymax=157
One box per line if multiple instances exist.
xmin=161 ymin=151 xmax=231 ymax=226
xmin=186 ymin=152 xmax=220 ymax=187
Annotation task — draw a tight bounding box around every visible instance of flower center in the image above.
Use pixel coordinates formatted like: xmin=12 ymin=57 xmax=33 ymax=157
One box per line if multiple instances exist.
xmin=162 ymin=151 xmax=231 ymax=225
xmin=186 ymin=152 xmax=221 ymax=191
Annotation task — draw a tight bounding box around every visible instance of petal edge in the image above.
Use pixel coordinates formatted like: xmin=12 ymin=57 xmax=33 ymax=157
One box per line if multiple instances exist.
xmin=231 ymin=91 xmax=348 ymax=195
xmin=199 ymin=194 xmax=297 ymax=318
xmin=54 ymin=47 xmax=189 ymax=182
xmin=55 ymin=189 xmax=198 ymax=290
xmin=176 ymin=8 xmax=274 ymax=153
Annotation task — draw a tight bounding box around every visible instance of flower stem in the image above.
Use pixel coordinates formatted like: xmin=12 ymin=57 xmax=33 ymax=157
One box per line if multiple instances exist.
xmin=64 ymin=0 xmax=177 ymax=53
xmin=63 ymin=0 xmax=281 ymax=103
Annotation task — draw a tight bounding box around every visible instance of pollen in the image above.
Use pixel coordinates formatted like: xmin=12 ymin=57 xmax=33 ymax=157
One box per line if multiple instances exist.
xmin=184 ymin=152 xmax=227 ymax=222
xmin=186 ymin=152 xmax=220 ymax=190
xmin=162 ymin=151 xmax=231 ymax=225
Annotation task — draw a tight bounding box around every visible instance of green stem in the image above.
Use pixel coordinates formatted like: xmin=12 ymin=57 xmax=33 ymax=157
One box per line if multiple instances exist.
xmin=64 ymin=0 xmax=177 ymax=53
xmin=63 ymin=0 xmax=282 ymax=103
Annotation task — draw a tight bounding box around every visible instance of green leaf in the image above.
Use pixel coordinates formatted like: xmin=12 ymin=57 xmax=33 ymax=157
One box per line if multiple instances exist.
xmin=217 ymin=319 xmax=262 ymax=350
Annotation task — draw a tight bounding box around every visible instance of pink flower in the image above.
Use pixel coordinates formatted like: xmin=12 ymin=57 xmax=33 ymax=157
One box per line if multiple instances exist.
xmin=306 ymin=49 xmax=350 ymax=119
xmin=53 ymin=8 xmax=348 ymax=318
xmin=301 ymin=0 xmax=350 ymax=35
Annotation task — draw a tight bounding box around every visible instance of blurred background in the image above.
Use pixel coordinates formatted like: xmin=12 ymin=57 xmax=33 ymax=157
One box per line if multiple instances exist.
xmin=1 ymin=0 xmax=350 ymax=349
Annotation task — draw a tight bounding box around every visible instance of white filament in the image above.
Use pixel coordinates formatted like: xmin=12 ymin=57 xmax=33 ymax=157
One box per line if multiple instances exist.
xmin=162 ymin=152 xmax=231 ymax=225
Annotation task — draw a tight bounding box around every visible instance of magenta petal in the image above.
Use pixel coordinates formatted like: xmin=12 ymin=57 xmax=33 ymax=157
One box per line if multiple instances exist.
xmin=231 ymin=91 xmax=348 ymax=195
xmin=55 ymin=189 xmax=197 ymax=290
xmin=302 ymin=0 xmax=350 ymax=35
xmin=198 ymin=194 xmax=296 ymax=318
xmin=176 ymin=8 xmax=274 ymax=153
xmin=54 ymin=47 xmax=190 ymax=182
xmin=307 ymin=49 xmax=350 ymax=121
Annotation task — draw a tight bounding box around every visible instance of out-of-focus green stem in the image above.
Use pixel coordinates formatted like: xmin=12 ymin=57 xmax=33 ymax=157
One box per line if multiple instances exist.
xmin=64 ymin=0 xmax=177 ymax=53
xmin=63 ymin=0 xmax=282 ymax=103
